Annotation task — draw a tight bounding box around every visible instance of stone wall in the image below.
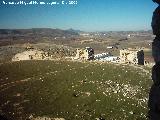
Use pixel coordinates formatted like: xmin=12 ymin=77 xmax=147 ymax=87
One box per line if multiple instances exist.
xmin=75 ymin=47 xmax=94 ymax=60
xmin=120 ymin=49 xmax=144 ymax=65
xmin=12 ymin=50 xmax=51 ymax=61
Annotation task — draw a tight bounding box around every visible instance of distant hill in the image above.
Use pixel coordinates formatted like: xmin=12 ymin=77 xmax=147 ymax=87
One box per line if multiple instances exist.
xmin=0 ymin=28 xmax=79 ymax=37
xmin=0 ymin=28 xmax=80 ymax=46
xmin=67 ymin=28 xmax=83 ymax=33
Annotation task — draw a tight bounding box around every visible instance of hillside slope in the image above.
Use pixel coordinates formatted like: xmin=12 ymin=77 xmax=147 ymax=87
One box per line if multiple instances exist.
xmin=0 ymin=61 xmax=152 ymax=120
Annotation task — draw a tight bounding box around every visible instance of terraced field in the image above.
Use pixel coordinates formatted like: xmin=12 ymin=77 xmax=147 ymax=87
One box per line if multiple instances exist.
xmin=0 ymin=61 xmax=152 ymax=120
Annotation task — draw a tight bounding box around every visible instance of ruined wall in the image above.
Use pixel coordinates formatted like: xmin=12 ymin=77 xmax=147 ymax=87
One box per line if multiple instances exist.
xmin=12 ymin=50 xmax=51 ymax=61
xmin=75 ymin=47 xmax=94 ymax=60
xmin=120 ymin=49 xmax=144 ymax=65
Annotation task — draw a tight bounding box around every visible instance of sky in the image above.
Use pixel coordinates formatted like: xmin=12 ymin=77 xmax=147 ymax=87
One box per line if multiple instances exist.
xmin=0 ymin=0 xmax=158 ymax=31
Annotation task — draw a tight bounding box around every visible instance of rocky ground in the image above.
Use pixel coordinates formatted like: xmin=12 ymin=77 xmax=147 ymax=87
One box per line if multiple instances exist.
xmin=0 ymin=60 xmax=152 ymax=120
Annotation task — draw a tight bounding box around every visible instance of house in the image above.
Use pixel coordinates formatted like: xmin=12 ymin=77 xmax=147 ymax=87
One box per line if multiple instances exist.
xmin=94 ymin=53 xmax=111 ymax=60
xmin=107 ymin=46 xmax=114 ymax=49
xmin=94 ymin=53 xmax=119 ymax=62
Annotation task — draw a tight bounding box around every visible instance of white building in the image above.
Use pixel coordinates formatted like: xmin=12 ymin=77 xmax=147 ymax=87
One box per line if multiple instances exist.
xmin=94 ymin=53 xmax=119 ymax=62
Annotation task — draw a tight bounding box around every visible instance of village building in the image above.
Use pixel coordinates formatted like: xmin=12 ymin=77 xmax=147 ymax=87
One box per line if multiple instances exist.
xmin=107 ymin=46 xmax=114 ymax=49
xmin=94 ymin=53 xmax=119 ymax=62
xmin=120 ymin=49 xmax=144 ymax=65
xmin=94 ymin=53 xmax=111 ymax=60
xmin=75 ymin=47 xmax=94 ymax=60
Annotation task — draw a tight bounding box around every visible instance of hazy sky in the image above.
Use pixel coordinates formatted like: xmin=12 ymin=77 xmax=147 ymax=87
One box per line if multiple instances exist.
xmin=0 ymin=0 xmax=158 ymax=31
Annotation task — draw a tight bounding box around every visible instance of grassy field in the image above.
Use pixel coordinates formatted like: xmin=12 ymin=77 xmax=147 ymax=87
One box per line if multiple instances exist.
xmin=0 ymin=60 xmax=152 ymax=120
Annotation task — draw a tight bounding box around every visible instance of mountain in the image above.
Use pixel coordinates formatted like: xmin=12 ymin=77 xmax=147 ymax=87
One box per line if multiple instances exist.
xmin=67 ymin=28 xmax=83 ymax=33
xmin=0 ymin=28 xmax=79 ymax=37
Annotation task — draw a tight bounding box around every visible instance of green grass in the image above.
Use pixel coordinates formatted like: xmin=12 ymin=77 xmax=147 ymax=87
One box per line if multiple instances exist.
xmin=0 ymin=61 xmax=152 ymax=120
